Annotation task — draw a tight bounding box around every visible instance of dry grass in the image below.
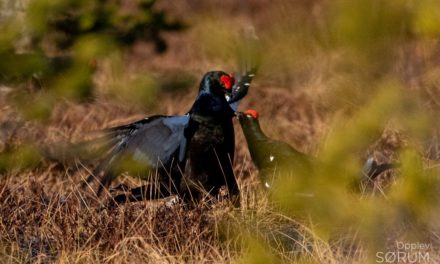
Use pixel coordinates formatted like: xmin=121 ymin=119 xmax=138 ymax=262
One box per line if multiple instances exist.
xmin=1 ymin=0 xmax=440 ymax=263
xmin=0 ymin=73 xmax=371 ymax=263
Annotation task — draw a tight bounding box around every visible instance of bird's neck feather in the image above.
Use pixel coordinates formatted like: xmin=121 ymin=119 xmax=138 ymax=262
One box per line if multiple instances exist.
xmin=243 ymin=119 xmax=267 ymax=142
xmin=190 ymin=93 xmax=233 ymax=118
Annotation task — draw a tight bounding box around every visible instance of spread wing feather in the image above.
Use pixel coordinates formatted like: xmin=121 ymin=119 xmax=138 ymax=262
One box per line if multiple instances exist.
xmin=228 ymin=70 xmax=257 ymax=111
xmin=84 ymin=115 xmax=190 ymax=194
xmin=228 ymin=27 xmax=260 ymax=111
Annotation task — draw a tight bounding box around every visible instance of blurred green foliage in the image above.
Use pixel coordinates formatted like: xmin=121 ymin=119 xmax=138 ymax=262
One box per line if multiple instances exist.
xmin=0 ymin=0 xmax=185 ymax=173
xmin=239 ymin=236 xmax=281 ymax=264
xmin=0 ymin=144 xmax=40 ymax=173
xmin=0 ymin=0 xmax=439 ymax=261
xmin=27 ymin=0 xmax=184 ymax=52
xmin=0 ymin=0 xmax=185 ymax=120
xmin=226 ymin=0 xmax=440 ymax=261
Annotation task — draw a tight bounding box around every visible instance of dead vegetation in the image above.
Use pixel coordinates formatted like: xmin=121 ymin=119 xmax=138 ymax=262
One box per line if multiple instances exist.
xmin=1 ymin=0 xmax=440 ymax=263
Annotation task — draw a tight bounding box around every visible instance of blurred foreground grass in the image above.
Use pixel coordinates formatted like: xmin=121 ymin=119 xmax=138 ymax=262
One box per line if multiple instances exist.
xmin=1 ymin=0 xmax=440 ymax=263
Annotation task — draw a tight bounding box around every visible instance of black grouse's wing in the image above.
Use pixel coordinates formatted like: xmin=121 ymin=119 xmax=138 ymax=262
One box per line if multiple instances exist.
xmin=116 ymin=115 xmax=190 ymax=166
xmin=271 ymin=140 xmax=313 ymax=170
xmin=228 ymin=69 xmax=258 ymax=111
xmin=228 ymin=27 xmax=261 ymax=111
xmin=61 ymin=117 xmax=165 ymax=164
xmin=83 ymin=115 xmax=190 ymax=195
xmin=360 ymin=157 xmax=397 ymax=182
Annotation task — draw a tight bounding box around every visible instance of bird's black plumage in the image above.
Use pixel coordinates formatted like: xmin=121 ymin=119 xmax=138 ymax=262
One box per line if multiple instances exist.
xmin=84 ymin=114 xmax=189 ymax=198
xmin=360 ymin=157 xmax=398 ymax=183
xmin=238 ymin=110 xmax=396 ymax=190
xmin=83 ymin=70 xmax=256 ymax=204
xmin=238 ymin=110 xmax=312 ymax=189
xmin=178 ymin=71 xmax=238 ymax=202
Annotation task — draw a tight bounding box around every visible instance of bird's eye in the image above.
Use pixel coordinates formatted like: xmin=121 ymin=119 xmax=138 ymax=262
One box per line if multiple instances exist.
xmin=244 ymin=109 xmax=259 ymax=119
xmin=220 ymin=74 xmax=234 ymax=90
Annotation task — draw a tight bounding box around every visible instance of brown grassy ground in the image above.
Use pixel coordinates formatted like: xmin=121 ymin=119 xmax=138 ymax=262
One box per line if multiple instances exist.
xmin=1 ymin=0 xmax=440 ymax=263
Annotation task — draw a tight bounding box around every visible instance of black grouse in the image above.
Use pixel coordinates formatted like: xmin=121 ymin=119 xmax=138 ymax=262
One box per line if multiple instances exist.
xmin=238 ymin=109 xmax=312 ymax=189
xmin=82 ymin=70 xmax=256 ymax=204
xmin=238 ymin=109 xmax=395 ymax=190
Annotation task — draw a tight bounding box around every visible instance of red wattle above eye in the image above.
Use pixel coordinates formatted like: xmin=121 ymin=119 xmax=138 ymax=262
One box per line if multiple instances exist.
xmin=244 ymin=109 xmax=259 ymax=119
xmin=220 ymin=75 xmax=233 ymax=90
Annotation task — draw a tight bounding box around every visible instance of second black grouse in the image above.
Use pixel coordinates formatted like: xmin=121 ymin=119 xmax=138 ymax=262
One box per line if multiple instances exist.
xmin=238 ymin=109 xmax=395 ymax=190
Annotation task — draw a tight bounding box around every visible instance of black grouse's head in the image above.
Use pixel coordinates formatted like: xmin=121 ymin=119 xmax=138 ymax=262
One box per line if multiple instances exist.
xmin=199 ymin=71 xmax=235 ymax=98
xmin=238 ymin=109 xmax=266 ymax=141
xmin=238 ymin=109 xmax=259 ymax=125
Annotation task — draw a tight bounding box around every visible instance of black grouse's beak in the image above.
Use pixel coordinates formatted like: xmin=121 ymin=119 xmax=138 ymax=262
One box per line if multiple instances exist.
xmin=224 ymin=90 xmax=233 ymax=102
xmin=235 ymin=111 xmax=247 ymax=122
xmin=225 ymin=89 xmax=233 ymax=97
xmin=227 ymin=83 xmax=248 ymax=104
